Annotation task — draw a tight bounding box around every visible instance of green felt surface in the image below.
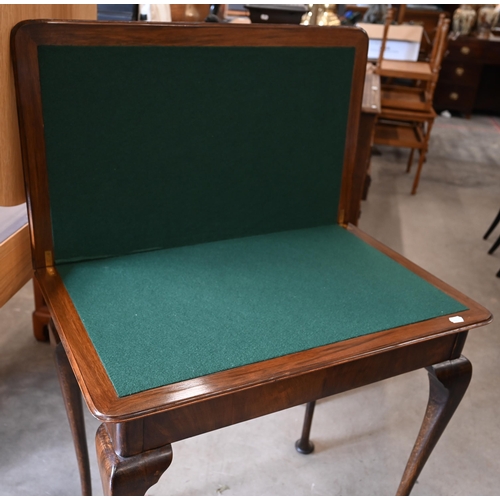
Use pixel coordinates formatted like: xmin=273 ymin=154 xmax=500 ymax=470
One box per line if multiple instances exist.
xmin=38 ymin=46 xmax=354 ymax=264
xmin=58 ymin=225 xmax=467 ymax=397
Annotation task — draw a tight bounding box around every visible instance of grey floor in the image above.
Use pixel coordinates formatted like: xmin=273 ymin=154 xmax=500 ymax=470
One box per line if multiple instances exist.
xmin=1 ymin=115 xmax=499 ymax=496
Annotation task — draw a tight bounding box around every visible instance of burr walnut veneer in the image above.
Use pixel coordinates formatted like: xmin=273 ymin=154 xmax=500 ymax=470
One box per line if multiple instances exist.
xmin=11 ymin=21 xmax=491 ymax=495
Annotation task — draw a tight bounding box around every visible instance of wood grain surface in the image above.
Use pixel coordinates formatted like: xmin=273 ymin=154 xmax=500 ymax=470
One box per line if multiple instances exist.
xmin=0 ymin=5 xmax=96 ymax=207
xmin=0 ymin=224 xmax=31 ymax=307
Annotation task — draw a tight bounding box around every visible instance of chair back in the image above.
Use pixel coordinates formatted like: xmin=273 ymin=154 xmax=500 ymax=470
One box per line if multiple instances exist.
xmin=426 ymin=16 xmax=450 ymax=102
xmin=377 ymin=9 xmax=449 ymax=76
xmin=429 ymin=16 xmax=450 ymax=77
xmin=376 ymin=8 xmax=394 ymax=69
xmin=428 ymin=14 xmax=446 ymax=67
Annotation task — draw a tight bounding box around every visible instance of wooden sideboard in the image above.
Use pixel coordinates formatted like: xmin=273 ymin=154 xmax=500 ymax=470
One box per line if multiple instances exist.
xmin=434 ymin=35 xmax=500 ymax=116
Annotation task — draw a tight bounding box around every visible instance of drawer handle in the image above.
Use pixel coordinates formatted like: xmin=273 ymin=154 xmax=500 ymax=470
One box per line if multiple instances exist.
xmin=455 ymin=67 xmax=465 ymax=76
xmin=450 ymin=92 xmax=459 ymax=101
xmin=460 ymin=46 xmax=470 ymax=55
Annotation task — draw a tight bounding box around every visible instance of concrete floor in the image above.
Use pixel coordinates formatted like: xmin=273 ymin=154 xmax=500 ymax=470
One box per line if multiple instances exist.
xmin=0 ymin=115 xmax=499 ymax=496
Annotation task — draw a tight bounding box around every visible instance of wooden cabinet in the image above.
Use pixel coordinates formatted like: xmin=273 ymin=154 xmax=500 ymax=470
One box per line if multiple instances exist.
xmin=0 ymin=5 xmax=96 ymax=308
xmin=0 ymin=5 xmax=96 ymax=207
xmin=434 ymin=36 xmax=500 ymax=116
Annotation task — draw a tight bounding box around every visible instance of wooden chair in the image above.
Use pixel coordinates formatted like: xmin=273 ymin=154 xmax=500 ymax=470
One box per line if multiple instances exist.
xmin=378 ymin=11 xmax=450 ymax=113
xmin=373 ymin=106 xmax=437 ymax=195
xmin=12 ymin=20 xmax=491 ymax=496
xmin=372 ymin=10 xmax=449 ymax=194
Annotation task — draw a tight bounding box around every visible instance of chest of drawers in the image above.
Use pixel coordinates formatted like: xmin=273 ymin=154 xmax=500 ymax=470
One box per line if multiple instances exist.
xmin=434 ymin=35 xmax=500 ymax=116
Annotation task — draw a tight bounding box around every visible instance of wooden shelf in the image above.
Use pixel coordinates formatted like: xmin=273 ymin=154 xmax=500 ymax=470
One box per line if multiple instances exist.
xmin=374 ymin=122 xmax=423 ymax=149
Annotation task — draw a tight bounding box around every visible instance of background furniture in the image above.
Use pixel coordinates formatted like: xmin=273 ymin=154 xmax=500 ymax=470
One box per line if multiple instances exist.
xmin=12 ymin=21 xmax=491 ymax=496
xmin=97 ymin=4 xmax=138 ymax=21
xmin=0 ymin=205 xmax=30 ymax=308
xmin=378 ymin=13 xmax=449 ymax=113
xmin=483 ymin=209 xmax=500 ymax=278
xmin=0 ymin=5 xmax=96 ymax=207
xmin=245 ymin=4 xmax=307 ymax=24
xmin=372 ymin=9 xmax=449 ymax=194
xmin=484 ymin=209 xmax=500 ymax=255
xmin=395 ymin=5 xmax=449 ymax=56
xmin=374 ymin=107 xmax=437 ymax=195
xmin=0 ymin=5 xmax=96 ymax=317
xmin=434 ymin=35 xmax=500 ymax=116
xmin=348 ymin=4 xmax=447 ymax=57
xmin=358 ymin=71 xmax=381 ymax=203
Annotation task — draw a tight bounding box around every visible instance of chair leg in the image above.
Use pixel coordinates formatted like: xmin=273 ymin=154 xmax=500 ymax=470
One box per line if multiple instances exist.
xmin=295 ymin=400 xmax=316 ymax=454
xmin=410 ymin=149 xmax=425 ymax=195
xmin=411 ymin=117 xmax=434 ymax=195
xmin=483 ymin=209 xmax=500 ymax=240
xmin=487 ymin=234 xmax=500 ymax=255
xmin=53 ymin=341 xmax=92 ymax=495
xmin=396 ymin=356 xmax=472 ymax=496
xmin=406 ymin=149 xmax=415 ymax=173
xmin=96 ymin=424 xmax=173 ymax=495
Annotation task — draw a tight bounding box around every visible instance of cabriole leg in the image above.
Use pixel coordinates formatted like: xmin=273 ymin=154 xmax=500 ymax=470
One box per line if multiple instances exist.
xmin=53 ymin=341 xmax=92 ymax=495
xmin=396 ymin=356 xmax=472 ymax=495
xmin=96 ymin=424 xmax=173 ymax=496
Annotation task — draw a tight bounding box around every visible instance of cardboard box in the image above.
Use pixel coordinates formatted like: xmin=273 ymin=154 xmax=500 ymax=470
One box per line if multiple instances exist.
xmin=357 ymin=23 xmax=423 ymax=62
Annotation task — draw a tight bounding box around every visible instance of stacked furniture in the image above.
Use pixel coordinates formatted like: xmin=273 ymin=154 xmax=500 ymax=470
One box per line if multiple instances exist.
xmin=373 ymin=10 xmax=450 ymax=194
xmin=347 ymin=4 xmax=446 ymax=57
xmin=12 ymin=21 xmax=491 ymax=495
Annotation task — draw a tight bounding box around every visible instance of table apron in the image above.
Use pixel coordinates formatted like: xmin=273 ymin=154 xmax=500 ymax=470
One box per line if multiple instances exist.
xmin=108 ymin=332 xmax=464 ymax=457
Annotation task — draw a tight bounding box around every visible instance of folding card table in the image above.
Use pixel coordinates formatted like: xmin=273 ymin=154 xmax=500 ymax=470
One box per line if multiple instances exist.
xmin=11 ymin=21 xmax=491 ymax=495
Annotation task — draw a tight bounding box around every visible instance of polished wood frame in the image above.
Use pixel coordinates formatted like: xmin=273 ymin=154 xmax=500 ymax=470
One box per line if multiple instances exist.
xmin=37 ymin=225 xmax=489 ymax=421
xmin=12 ymin=20 xmax=367 ymax=269
xmin=12 ymin=21 xmax=492 ymax=495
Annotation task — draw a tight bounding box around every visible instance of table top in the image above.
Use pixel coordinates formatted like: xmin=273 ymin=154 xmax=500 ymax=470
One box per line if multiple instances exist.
xmin=58 ymin=224 xmax=467 ymax=397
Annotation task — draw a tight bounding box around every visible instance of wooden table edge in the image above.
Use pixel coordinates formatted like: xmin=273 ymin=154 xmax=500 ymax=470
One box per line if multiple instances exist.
xmin=35 ymin=226 xmax=492 ymax=423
